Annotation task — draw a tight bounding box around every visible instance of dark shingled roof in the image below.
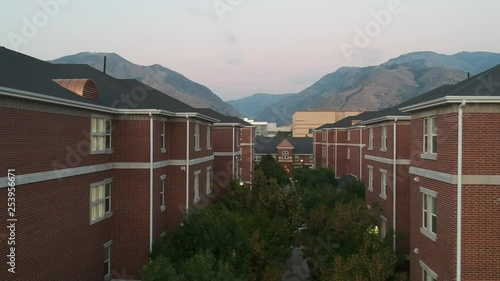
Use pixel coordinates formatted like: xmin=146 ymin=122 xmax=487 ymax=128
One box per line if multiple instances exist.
xmin=400 ymin=65 xmax=500 ymax=109
xmin=255 ymin=137 xmax=313 ymax=155
xmin=315 ymin=111 xmax=384 ymax=130
xmin=195 ymin=108 xmax=252 ymax=126
xmin=0 ymin=47 xmax=204 ymax=114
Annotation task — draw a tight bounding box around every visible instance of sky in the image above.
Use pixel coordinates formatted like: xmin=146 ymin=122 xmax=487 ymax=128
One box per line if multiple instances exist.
xmin=1 ymin=0 xmax=500 ymax=101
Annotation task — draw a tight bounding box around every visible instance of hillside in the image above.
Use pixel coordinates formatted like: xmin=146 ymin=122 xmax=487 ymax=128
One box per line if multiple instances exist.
xmin=255 ymin=51 xmax=500 ymax=125
xmin=226 ymin=93 xmax=294 ymax=118
xmin=50 ymin=53 xmax=242 ymax=116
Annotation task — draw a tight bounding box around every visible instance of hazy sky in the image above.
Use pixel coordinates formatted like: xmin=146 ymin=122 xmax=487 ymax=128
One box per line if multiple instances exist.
xmin=1 ymin=0 xmax=500 ymax=100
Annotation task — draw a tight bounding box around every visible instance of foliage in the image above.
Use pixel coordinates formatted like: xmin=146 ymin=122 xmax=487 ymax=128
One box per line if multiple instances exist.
xmin=145 ymin=169 xmax=406 ymax=281
xmin=294 ymin=167 xmax=336 ymax=189
xmin=254 ymin=154 xmax=291 ymax=186
xmin=275 ymin=130 xmax=292 ymax=137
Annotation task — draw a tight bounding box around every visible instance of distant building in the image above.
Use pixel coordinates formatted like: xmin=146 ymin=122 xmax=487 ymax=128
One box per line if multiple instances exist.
xmin=255 ymin=137 xmax=313 ymax=176
xmin=244 ymin=118 xmax=278 ymax=136
xmin=293 ymin=110 xmax=363 ymax=137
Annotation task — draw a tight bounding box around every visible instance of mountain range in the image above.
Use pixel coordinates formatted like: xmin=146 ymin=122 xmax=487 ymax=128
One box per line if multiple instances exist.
xmin=252 ymin=51 xmax=500 ymax=125
xmin=50 ymin=51 xmax=500 ymax=126
xmin=50 ymin=53 xmax=241 ymax=117
xmin=226 ymin=93 xmax=294 ymax=118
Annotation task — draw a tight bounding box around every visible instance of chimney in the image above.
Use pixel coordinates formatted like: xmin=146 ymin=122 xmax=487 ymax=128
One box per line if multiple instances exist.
xmin=467 ymin=72 xmax=470 ymax=79
xmin=103 ymin=56 xmax=107 ymax=74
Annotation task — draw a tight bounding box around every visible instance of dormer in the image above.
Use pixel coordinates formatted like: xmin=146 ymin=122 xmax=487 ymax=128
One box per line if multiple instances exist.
xmin=53 ymin=79 xmax=98 ymax=100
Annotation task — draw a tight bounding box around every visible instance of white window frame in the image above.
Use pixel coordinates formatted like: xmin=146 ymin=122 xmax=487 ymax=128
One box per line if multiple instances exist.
xmin=347 ymin=148 xmax=350 ymax=160
xmin=194 ymin=170 xmax=201 ymax=203
xmin=379 ymin=169 xmax=387 ymax=199
xmin=381 ymin=126 xmax=387 ymax=151
xmin=347 ymin=130 xmax=351 ymax=141
xmin=368 ymin=127 xmax=374 ymax=150
xmin=422 ymin=117 xmax=438 ymax=159
xmin=207 ymin=126 xmax=212 ymax=150
xmin=103 ymin=240 xmax=112 ymax=281
xmin=380 ymin=216 xmax=387 ymax=240
xmin=160 ymin=175 xmax=166 ymax=212
xmin=91 ymin=116 xmax=112 ymax=154
xmin=282 ymin=151 xmax=289 ymax=159
xmin=206 ymin=167 xmax=212 ymax=195
xmin=90 ymin=178 xmax=113 ymax=225
xmin=161 ymin=121 xmax=166 ymax=153
xmin=420 ymin=187 xmax=437 ymax=241
xmin=368 ymin=165 xmax=373 ymax=191
xmin=420 ymin=260 xmax=438 ymax=281
xmin=194 ymin=123 xmax=201 ymax=151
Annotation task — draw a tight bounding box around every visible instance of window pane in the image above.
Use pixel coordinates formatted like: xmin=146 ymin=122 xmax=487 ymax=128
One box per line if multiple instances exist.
xmin=105 ymin=184 xmax=110 ymax=197
xmin=91 ymin=206 xmax=96 ymax=221
xmin=432 ymin=136 xmax=437 ymax=153
xmin=432 ymin=117 xmax=437 ymax=133
xmin=91 ymin=187 xmax=97 ymax=202
xmin=423 ymin=270 xmax=428 ymax=281
xmin=98 ymin=185 xmax=104 ymax=199
xmin=424 ymin=118 xmax=428 ymax=135
xmin=423 ymin=195 xmax=428 ymax=210
xmin=98 ymin=118 xmax=105 ymax=133
xmin=98 ymin=203 xmax=104 ymax=218
xmin=92 ymin=136 xmax=98 ymax=151
xmin=424 ymin=136 xmax=428 ymax=153
xmin=423 ymin=210 xmax=428 ymax=228
xmin=105 ymin=246 xmax=110 ymax=260
xmin=432 ymin=215 xmax=437 ymax=233
xmin=99 ymin=136 xmax=105 ymax=151
xmin=106 ymin=120 xmax=111 ymax=134
xmin=105 ymin=198 xmax=110 ymax=213
xmin=106 ymin=135 xmax=111 ymax=149
xmin=432 ymin=197 xmax=437 ymax=214
xmin=104 ymin=260 xmax=109 ymax=275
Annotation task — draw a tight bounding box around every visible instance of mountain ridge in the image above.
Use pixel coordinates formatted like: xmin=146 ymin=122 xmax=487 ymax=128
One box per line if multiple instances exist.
xmin=49 ymin=52 xmax=242 ymax=117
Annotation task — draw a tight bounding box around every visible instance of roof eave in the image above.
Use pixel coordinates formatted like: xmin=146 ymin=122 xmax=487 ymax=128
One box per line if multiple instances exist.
xmin=361 ymin=115 xmax=411 ymax=125
xmin=401 ymin=96 xmax=500 ymax=112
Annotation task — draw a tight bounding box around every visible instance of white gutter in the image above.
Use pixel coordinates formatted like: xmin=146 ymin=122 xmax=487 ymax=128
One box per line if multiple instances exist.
xmin=148 ymin=112 xmax=154 ymax=253
xmin=457 ymin=100 xmax=466 ymax=281
xmin=335 ymin=129 xmax=338 ymax=177
xmin=185 ymin=116 xmax=190 ymax=214
xmin=232 ymin=125 xmax=235 ymax=180
xmin=359 ymin=127 xmax=363 ymax=180
xmin=392 ymin=118 xmax=398 ymax=252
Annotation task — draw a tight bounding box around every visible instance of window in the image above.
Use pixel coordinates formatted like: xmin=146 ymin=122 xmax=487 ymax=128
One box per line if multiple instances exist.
xmin=104 ymin=241 xmax=112 ymax=280
xmin=282 ymin=151 xmax=290 ymax=159
xmin=294 ymin=155 xmax=299 ymax=162
xmin=323 ymin=131 xmax=326 ymax=141
xmin=368 ymin=166 xmax=373 ymax=191
xmin=308 ymin=129 xmax=313 ymax=134
xmin=368 ymin=128 xmax=374 ymax=149
xmin=381 ymin=126 xmax=387 ymax=151
xmin=421 ymin=187 xmax=437 ymax=240
xmin=161 ymin=121 xmax=166 ymax=152
xmin=347 ymin=148 xmax=350 ymax=159
xmin=380 ymin=169 xmax=387 ymax=199
xmin=194 ymin=171 xmax=201 ymax=203
xmin=380 ymin=216 xmax=387 ymax=240
xmin=347 ymin=131 xmax=351 ymax=141
xmin=90 ymin=180 xmax=112 ymax=224
xmin=160 ymin=175 xmax=166 ymax=212
xmin=322 ymin=147 xmax=326 ymax=158
xmin=420 ymin=261 xmax=438 ymax=281
xmin=195 ymin=123 xmax=200 ymax=150
xmin=91 ymin=116 xmax=112 ymax=153
xmin=255 ymin=155 xmax=262 ymax=162
xmin=207 ymin=126 xmax=211 ymax=149
xmin=423 ymin=117 xmax=438 ymax=154
xmin=206 ymin=167 xmax=212 ymax=195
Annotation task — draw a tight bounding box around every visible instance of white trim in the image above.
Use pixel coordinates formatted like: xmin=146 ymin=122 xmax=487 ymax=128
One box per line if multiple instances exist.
xmin=365 ymin=155 xmax=411 ymax=165
xmin=361 ymin=115 xmax=411 ymax=125
xmin=419 ymin=186 xmax=438 ymax=197
xmin=0 ymin=156 xmax=215 ymax=188
xmin=409 ymin=166 xmax=455 ymax=184
xmin=420 ymin=153 xmax=437 ymax=160
xmin=103 ymin=240 xmax=113 ymax=248
xmin=419 ymin=261 xmax=438 ymax=280
xmin=213 ymin=151 xmax=241 ymax=157
xmin=401 ymin=95 xmax=500 ymax=113
xmin=240 ymin=142 xmax=255 ymax=146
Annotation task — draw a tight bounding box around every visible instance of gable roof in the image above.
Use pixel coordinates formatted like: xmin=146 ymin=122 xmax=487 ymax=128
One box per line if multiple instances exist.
xmin=315 ymin=111 xmax=382 ymax=130
xmin=277 ymin=139 xmax=294 ymax=149
xmin=401 ymin=65 xmax=500 ymax=112
xmin=255 ymin=137 xmax=312 ymax=154
xmin=0 ymin=47 xmax=217 ymax=121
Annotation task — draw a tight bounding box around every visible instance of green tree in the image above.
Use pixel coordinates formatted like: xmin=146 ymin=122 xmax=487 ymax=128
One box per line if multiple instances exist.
xmin=255 ymin=154 xmax=290 ymax=186
xmin=275 ymin=130 xmax=292 ymax=137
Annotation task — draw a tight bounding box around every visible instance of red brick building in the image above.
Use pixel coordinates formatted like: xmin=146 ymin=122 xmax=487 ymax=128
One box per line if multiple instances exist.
xmin=0 ymin=48 xmax=251 ymax=280
xmin=314 ymin=65 xmax=500 ymax=280
xmin=255 ymin=137 xmax=313 ymax=176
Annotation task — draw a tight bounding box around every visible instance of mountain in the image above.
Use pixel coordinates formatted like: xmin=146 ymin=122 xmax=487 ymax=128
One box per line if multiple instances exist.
xmin=226 ymin=93 xmax=295 ymax=118
xmin=50 ymin=53 xmax=242 ymax=117
xmin=255 ymin=51 xmax=500 ymax=126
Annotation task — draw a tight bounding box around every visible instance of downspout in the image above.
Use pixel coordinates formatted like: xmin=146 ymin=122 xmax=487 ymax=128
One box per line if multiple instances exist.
xmin=335 ymin=129 xmax=338 ymax=177
xmin=326 ymin=130 xmax=329 ymax=167
xmin=393 ymin=118 xmax=398 ymax=252
xmin=359 ymin=127 xmax=363 ymax=180
xmin=149 ymin=112 xmax=153 ymax=253
xmin=232 ymin=125 xmax=235 ymax=180
xmin=457 ymin=100 xmax=466 ymax=281
xmin=185 ymin=116 xmax=190 ymax=214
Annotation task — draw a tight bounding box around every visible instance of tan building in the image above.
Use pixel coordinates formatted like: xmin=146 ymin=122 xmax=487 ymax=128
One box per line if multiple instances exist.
xmin=292 ymin=110 xmax=363 ymax=137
